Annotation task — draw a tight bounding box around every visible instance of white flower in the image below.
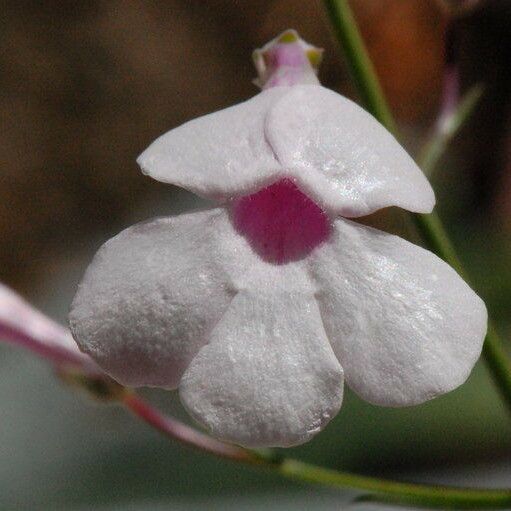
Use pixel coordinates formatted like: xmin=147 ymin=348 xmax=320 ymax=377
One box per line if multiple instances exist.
xmin=69 ymin=31 xmax=487 ymax=448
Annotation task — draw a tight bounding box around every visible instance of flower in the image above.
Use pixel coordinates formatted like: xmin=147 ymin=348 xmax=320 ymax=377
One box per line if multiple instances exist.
xmin=69 ymin=30 xmax=487 ymax=448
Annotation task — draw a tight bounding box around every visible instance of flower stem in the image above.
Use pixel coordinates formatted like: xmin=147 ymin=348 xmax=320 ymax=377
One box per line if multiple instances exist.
xmin=322 ymin=0 xmax=511 ymax=412
xmin=322 ymin=0 xmax=397 ymax=134
xmin=121 ymin=391 xmax=262 ymax=463
xmin=277 ymin=460 xmax=511 ymax=509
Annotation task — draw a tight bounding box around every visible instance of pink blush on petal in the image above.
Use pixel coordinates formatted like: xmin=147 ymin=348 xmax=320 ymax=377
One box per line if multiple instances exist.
xmin=231 ymin=179 xmax=331 ymax=264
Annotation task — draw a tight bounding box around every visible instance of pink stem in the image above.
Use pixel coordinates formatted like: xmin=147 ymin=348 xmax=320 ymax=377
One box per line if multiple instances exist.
xmin=121 ymin=392 xmax=257 ymax=463
xmin=437 ymin=66 xmax=460 ymax=132
xmin=436 ymin=21 xmax=460 ymax=132
xmin=0 ymin=324 xmax=100 ymax=374
xmin=0 ymin=283 xmax=100 ymax=374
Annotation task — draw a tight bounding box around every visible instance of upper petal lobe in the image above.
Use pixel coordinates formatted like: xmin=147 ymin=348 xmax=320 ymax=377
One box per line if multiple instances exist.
xmin=138 ymin=84 xmax=433 ymax=219
xmin=266 ymin=85 xmax=435 ymax=216
xmin=137 ymin=88 xmax=287 ymax=200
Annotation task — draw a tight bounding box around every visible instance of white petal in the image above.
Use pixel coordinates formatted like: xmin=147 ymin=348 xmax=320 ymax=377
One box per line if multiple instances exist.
xmin=137 ymin=88 xmax=287 ymax=200
xmin=266 ymin=85 xmax=435 ymax=216
xmin=70 ymin=208 xmax=241 ymax=388
xmin=179 ymin=290 xmax=344 ymax=448
xmin=308 ymin=218 xmax=487 ymax=406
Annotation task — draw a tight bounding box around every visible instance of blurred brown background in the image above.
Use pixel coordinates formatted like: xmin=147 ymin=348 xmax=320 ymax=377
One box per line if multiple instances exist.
xmin=0 ymin=0 xmax=446 ymax=292
xmin=2 ymin=0 xmax=510 ymax=293
xmin=1 ymin=1 xmax=511 ymax=510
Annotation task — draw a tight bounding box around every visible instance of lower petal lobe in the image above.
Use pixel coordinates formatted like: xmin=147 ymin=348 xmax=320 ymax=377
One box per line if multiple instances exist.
xmin=70 ymin=209 xmax=236 ymax=389
xmin=179 ymin=289 xmax=344 ymax=448
xmin=308 ymin=218 xmax=487 ymax=407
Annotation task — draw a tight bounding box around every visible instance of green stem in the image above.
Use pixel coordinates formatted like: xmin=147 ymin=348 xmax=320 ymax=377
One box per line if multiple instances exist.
xmin=276 ymin=459 xmax=511 ymax=509
xmin=481 ymin=324 xmax=511 ymax=413
xmin=323 ymin=0 xmax=511 ymax=411
xmin=322 ymin=0 xmax=397 ymax=133
xmin=412 ymin=212 xmax=465 ymax=277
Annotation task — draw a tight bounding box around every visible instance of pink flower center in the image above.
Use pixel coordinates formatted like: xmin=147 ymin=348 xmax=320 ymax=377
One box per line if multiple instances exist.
xmin=231 ymin=179 xmax=331 ymax=264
